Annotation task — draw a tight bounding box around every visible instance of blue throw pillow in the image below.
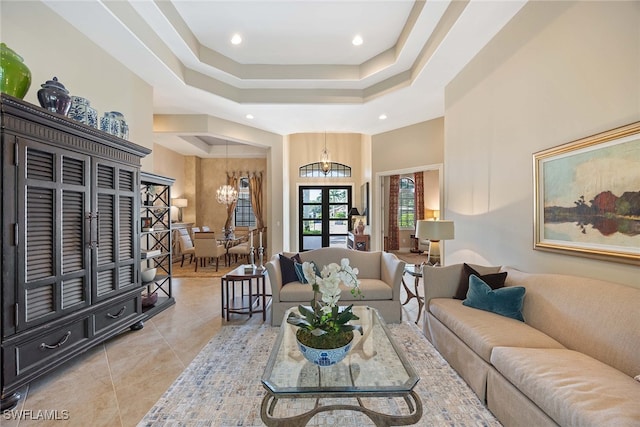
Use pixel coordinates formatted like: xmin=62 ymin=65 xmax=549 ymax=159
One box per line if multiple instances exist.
xmin=463 ymin=274 xmax=526 ymax=321
xmin=294 ymin=261 xmax=321 ymax=284
xmin=279 ymin=254 xmax=302 ymax=285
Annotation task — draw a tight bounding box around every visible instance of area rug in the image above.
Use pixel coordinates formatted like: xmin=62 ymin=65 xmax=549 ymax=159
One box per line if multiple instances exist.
xmin=171 ymin=261 xmax=237 ymax=278
xmin=391 ymin=250 xmax=429 ymax=266
xmin=138 ymin=322 xmax=501 ymax=426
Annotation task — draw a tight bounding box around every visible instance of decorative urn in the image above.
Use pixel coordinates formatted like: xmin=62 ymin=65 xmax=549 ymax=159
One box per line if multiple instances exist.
xmin=37 ymin=77 xmax=71 ymax=116
xmin=0 ymin=43 xmax=32 ymax=99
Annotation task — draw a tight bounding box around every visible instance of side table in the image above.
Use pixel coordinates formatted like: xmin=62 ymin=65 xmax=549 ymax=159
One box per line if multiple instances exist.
xmin=402 ymin=264 xmax=425 ymax=324
xmin=221 ymin=265 xmax=268 ymax=321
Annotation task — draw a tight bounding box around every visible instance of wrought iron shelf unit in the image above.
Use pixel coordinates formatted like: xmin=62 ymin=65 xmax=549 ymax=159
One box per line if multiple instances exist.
xmin=140 ymin=172 xmax=176 ymax=319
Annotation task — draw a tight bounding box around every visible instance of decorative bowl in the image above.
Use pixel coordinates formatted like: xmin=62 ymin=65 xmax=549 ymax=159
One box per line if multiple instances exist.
xmin=141 ymin=267 xmax=157 ymax=283
xmin=142 ymin=292 xmax=158 ymax=307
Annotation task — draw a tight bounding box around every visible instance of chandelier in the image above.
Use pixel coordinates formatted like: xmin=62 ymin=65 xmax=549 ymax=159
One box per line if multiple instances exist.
xmin=216 ymin=184 xmax=238 ymax=205
xmin=321 ymin=132 xmax=331 ymax=175
xmin=216 ymin=142 xmax=238 ymax=205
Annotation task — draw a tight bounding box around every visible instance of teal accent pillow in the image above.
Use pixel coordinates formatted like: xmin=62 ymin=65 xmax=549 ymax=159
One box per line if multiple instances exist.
xmin=463 ymin=274 xmax=526 ymax=321
xmin=454 ymin=263 xmax=507 ymax=300
xmin=294 ymin=261 xmax=321 ymax=284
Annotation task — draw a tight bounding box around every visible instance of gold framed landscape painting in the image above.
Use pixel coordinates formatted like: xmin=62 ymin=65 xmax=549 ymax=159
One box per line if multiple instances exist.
xmin=533 ymin=122 xmax=640 ymax=265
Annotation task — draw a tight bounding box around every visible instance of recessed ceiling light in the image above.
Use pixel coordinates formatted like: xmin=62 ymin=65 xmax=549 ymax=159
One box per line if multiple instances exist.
xmin=379 ymin=114 xmax=387 ymax=120
xmin=231 ymin=34 xmax=242 ymax=45
xmin=352 ymin=35 xmax=363 ymax=46
xmin=246 ymin=114 xmax=254 ymax=120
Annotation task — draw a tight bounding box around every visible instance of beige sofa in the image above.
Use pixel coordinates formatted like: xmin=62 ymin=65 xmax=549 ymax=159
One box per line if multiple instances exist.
xmin=422 ymin=263 xmax=640 ymax=427
xmin=266 ymin=248 xmax=405 ymax=326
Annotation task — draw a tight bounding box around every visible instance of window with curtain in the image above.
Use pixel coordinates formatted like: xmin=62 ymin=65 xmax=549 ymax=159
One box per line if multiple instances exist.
xmin=234 ymin=177 xmax=256 ymax=227
xmin=398 ymin=177 xmax=415 ymax=228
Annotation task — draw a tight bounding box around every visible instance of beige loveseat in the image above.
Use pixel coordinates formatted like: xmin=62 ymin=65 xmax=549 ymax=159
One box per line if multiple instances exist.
xmin=423 ymin=263 xmax=640 ymax=427
xmin=266 ymin=248 xmax=405 ymax=326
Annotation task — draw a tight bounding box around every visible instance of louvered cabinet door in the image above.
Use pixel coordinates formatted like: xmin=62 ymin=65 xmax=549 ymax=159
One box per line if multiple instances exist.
xmin=16 ymin=139 xmax=92 ymax=332
xmin=92 ymin=159 xmax=140 ymax=302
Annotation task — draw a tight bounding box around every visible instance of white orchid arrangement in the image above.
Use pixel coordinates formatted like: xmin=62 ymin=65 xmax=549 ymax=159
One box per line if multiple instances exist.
xmin=287 ymin=258 xmax=364 ymax=337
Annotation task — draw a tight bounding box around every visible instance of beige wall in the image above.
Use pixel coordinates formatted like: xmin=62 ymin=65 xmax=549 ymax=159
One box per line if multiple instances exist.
xmin=182 ymin=157 xmax=267 ymax=236
xmin=287 ymin=133 xmax=364 ymax=250
xmin=152 ymin=144 xmax=187 ymax=221
xmin=153 ymin=114 xmax=285 ymax=253
xmin=371 ymin=118 xmax=445 ymax=250
xmin=445 ymin=1 xmax=639 ymax=287
xmin=1 ymin=1 xmax=155 ymax=171
xmin=424 ymin=170 xmax=440 ymax=214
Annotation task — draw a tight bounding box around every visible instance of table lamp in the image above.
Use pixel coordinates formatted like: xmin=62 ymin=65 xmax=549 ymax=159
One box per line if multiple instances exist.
xmin=172 ymin=198 xmax=188 ymax=222
xmin=415 ymin=220 xmax=454 ymax=265
xmin=348 ymin=207 xmax=360 ymax=231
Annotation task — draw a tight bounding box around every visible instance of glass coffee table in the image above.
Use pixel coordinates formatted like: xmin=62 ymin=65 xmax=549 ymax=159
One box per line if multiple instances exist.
xmin=261 ymin=306 xmax=422 ymax=426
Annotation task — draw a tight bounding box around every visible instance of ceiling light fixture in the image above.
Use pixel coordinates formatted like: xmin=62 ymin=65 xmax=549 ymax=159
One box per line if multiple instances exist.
xmin=231 ymin=34 xmax=242 ymax=45
xmin=246 ymin=114 xmax=254 ymax=119
xmin=216 ymin=141 xmax=238 ymax=205
xmin=379 ymin=114 xmax=387 ymax=120
xmin=320 ymin=132 xmax=331 ymax=175
xmin=352 ymin=35 xmax=363 ymax=46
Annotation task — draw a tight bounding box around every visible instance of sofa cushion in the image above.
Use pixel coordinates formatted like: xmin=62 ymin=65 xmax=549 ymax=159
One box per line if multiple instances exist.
xmin=454 ymin=263 xmax=507 ymax=300
xmin=296 ymin=249 xmax=382 ymax=280
xmin=491 ymin=347 xmax=640 ymax=427
xmin=463 ymin=275 xmax=526 ymax=321
xmin=501 ymin=267 xmax=640 ymax=378
xmin=279 ymin=278 xmax=392 ymax=302
xmin=278 ymin=253 xmax=301 ymax=285
xmin=429 ymin=298 xmax=564 ymax=363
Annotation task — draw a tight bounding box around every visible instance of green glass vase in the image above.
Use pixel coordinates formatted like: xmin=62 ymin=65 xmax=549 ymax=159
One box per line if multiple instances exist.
xmin=0 ymin=43 xmax=32 ymax=99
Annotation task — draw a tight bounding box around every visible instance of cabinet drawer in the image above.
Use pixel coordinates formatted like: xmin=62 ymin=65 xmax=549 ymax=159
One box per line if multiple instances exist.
xmin=15 ymin=317 xmax=91 ymax=377
xmin=93 ymin=294 xmax=140 ymax=335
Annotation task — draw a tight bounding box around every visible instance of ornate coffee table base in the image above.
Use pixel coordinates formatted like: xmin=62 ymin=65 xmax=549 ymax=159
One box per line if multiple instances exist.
xmin=260 ymin=390 xmax=423 ymax=427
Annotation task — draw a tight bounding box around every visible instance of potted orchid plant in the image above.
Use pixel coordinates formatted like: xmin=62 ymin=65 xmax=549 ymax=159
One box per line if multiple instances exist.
xmin=287 ymin=258 xmax=364 ymax=356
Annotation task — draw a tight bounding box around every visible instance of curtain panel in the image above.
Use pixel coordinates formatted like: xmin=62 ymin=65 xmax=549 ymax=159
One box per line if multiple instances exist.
xmin=224 ymin=174 xmax=239 ymax=230
xmin=388 ymin=175 xmax=400 ymax=251
xmin=414 ymin=171 xmax=424 ymax=221
xmin=249 ymin=172 xmax=264 ymax=229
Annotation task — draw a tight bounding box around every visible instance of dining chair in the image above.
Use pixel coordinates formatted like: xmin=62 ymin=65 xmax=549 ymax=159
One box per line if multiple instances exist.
xmin=193 ymin=232 xmax=226 ymax=271
xmin=228 ymin=240 xmax=251 ymax=264
xmin=177 ymin=234 xmax=195 ymax=267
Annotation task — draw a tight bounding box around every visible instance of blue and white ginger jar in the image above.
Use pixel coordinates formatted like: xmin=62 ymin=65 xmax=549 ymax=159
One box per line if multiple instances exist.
xmin=68 ymin=96 xmax=98 ymax=128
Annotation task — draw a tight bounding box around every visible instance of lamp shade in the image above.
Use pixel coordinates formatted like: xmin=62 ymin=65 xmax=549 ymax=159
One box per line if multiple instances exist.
xmin=172 ymin=198 xmax=188 ymax=208
xmin=349 ymin=207 xmax=360 ymax=216
xmin=415 ymin=220 xmax=454 ymax=241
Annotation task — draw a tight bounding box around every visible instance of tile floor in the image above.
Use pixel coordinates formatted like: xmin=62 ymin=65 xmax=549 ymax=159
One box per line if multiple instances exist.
xmin=3 ymin=270 xmax=424 ymax=427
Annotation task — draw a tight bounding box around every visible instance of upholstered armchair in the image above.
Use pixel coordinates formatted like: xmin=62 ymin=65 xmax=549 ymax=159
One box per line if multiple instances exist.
xmin=193 ymin=232 xmax=226 ymax=271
